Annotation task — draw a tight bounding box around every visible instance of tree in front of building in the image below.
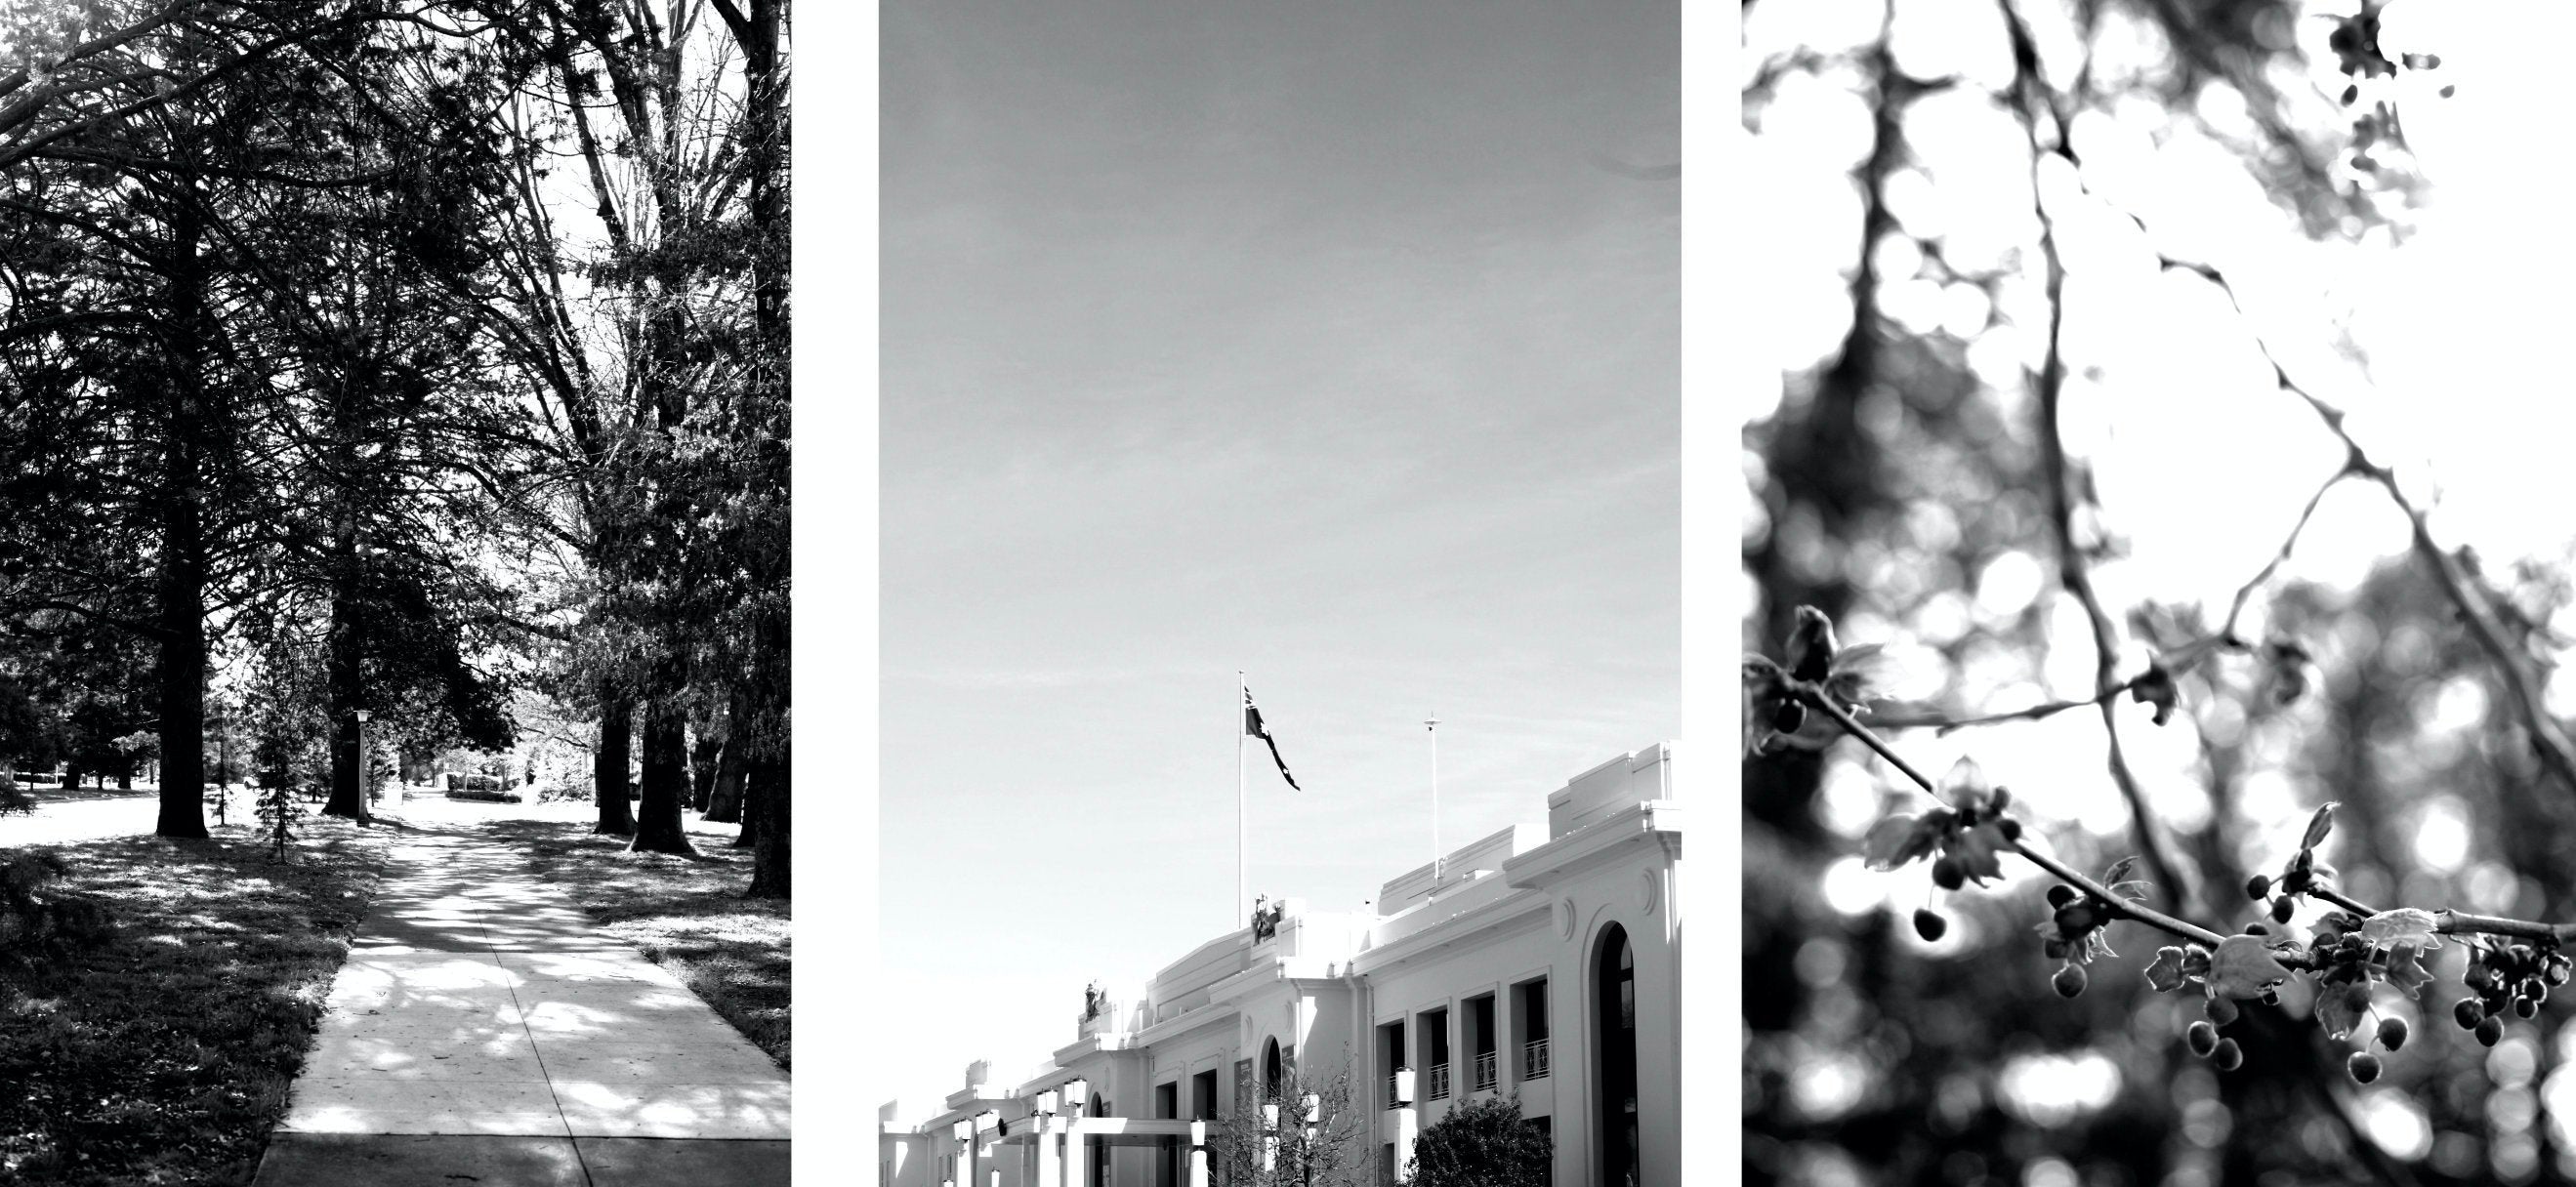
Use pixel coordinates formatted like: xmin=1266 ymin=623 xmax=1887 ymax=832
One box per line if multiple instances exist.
xmin=1405 ymin=1094 xmax=1552 ymax=1187
xmin=1209 ymin=1058 xmax=1371 ymax=1187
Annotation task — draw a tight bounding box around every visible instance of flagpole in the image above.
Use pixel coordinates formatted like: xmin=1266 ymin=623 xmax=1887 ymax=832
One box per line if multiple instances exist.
xmin=1237 ymin=671 xmax=1248 ymax=930
xmin=1427 ymin=714 xmax=1440 ymax=890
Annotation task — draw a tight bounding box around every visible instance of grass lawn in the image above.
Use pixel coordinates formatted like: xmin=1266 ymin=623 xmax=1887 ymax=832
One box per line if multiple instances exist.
xmin=487 ymin=814 xmax=790 ymax=1069
xmin=0 ymin=817 xmax=392 ymax=1186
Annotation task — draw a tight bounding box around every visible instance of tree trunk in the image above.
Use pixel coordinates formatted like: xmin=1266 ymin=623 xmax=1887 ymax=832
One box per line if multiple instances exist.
xmin=705 ymin=736 xmax=745 ymax=823
xmin=690 ymin=731 xmax=720 ymax=811
xmin=593 ymin=686 xmax=635 ymax=835
xmin=117 ymin=768 xmax=132 ymax=791
xmin=152 ymin=210 xmax=209 ymax=840
xmin=744 ymin=742 xmax=787 ymax=899
xmin=630 ymin=690 xmax=693 ymax=854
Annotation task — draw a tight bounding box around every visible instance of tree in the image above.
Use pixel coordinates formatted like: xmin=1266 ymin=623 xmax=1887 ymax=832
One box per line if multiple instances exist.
xmin=1405 ymin=1094 xmax=1551 ymax=1187
xmin=1208 ymin=1059 xmax=1371 ymax=1187
xmin=1742 ymin=3 xmax=2496 ymax=1183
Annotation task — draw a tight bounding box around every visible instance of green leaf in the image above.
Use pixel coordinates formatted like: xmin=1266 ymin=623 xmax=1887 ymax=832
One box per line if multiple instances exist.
xmin=2209 ymin=934 xmax=2295 ymax=1000
xmin=1941 ymin=820 xmax=2012 ymax=885
xmin=1942 ymin=757 xmax=1994 ymax=813
xmin=2302 ymin=802 xmax=2339 ymax=850
xmin=2145 ymin=946 xmax=2192 ymax=993
xmin=2359 ymin=908 xmax=2442 ymax=952
xmin=2383 ymin=943 xmax=2435 ymax=998
xmin=1862 ymin=813 xmax=1934 ymax=871
xmin=2315 ymin=979 xmax=2371 ymax=1040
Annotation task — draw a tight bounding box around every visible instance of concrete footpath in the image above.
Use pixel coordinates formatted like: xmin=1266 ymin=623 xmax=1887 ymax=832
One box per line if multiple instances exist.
xmin=251 ymin=807 xmax=789 ymax=1186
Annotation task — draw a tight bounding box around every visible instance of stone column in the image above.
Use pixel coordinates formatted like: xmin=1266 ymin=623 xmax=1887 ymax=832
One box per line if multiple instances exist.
xmin=1035 ymin=1118 xmax=1059 ymax=1187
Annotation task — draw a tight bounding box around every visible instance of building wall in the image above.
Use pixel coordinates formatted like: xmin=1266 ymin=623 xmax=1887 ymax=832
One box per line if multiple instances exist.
xmin=882 ymin=745 xmax=1680 ymax=1187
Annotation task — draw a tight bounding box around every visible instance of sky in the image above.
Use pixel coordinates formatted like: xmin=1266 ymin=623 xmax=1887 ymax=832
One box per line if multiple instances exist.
xmin=1740 ymin=0 xmax=2576 ymax=1159
xmin=878 ymin=0 xmax=1678 ymax=1112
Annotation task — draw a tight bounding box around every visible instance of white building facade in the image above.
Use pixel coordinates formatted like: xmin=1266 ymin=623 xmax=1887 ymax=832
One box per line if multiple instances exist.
xmin=880 ymin=744 xmax=1682 ymax=1187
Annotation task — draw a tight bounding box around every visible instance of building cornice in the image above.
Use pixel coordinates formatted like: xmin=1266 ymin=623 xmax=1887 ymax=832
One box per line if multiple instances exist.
xmin=1502 ymin=798 xmax=1681 ymax=891
xmin=1350 ymin=885 xmax=1553 ymax=975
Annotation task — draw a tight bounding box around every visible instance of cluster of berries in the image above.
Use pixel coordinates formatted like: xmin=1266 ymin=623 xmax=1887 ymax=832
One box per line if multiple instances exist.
xmin=2183 ymin=996 xmax=2246 ymax=1072
xmin=2453 ymin=943 xmax=2570 ymax=1046
xmin=2037 ymin=883 xmax=2109 ymax=998
xmin=2246 ymin=868 xmax=2312 ymax=924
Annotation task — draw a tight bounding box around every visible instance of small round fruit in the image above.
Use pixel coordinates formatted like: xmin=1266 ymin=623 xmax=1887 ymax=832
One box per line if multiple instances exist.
xmin=2347 ymin=1051 xmax=2382 ymax=1085
xmin=2514 ymin=997 xmax=2539 ymax=1019
xmin=1770 ymin=700 xmax=1807 ymax=734
xmin=2186 ymin=1020 xmax=2219 ymax=1057
xmin=2245 ymin=922 xmax=2270 ymax=936
xmin=1913 ymin=908 xmax=1948 ymax=942
xmin=2246 ymin=874 xmax=2271 ymax=901
xmin=2270 ymin=896 xmax=2297 ymax=924
xmin=2055 ymin=903 xmax=2098 ymax=934
xmin=2043 ymin=937 xmax=2071 ymax=960
xmin=2524 ymin=978 xmax=2550 ymax=1004
xmin=2212 ymin=1038 xmax=2244 ymax=1072
xmin=2046 ymin=884 xmax=2079 ymax=910
xmin=2477 ymin=1016 xmax=2506 ymax=1046
xmin=1932 ymin=856 xmax=1966 ymax=892
xmin=2468 ymin=964 xmax=2496 ymax=992
xmin=2377 ymin=1017 xmax=2409 ymax=1051
xmin=2207 ymin=997 xmax=2241 ymax=1027
xmin=1997 ymin=818 xmax=2021 ymax=840
xmin=2456 ymin=998 xmax=2486 ymax=1030
xmin=2054 ymin=963 xmax=2089 ymax=999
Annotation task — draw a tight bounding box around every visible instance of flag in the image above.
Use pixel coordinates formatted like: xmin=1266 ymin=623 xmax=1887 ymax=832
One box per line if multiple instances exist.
xmin=1243 ymin=687 xmax=1301 ymax=791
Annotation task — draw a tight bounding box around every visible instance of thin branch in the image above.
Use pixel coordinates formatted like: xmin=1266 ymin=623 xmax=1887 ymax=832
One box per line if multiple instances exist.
xmin=2167 ymin=260 xmax=2576 ymax=798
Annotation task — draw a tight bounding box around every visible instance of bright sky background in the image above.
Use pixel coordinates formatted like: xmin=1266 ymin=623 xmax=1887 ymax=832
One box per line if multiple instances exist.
xmin=879 ymin=0 xmax=1677 ymax=1112
xmin=1741 ymin=0 xmax=2576 ymax=1157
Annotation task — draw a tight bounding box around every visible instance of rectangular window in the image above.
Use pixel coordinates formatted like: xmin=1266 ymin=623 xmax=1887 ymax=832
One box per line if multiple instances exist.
xmin=1155 ymin=1081 xmax=1179 ymax=1120
xmin=1515 ymin=978 xmax=1551 ymax=1080
xmin=1379 ymin=1020 xmax=1406 ymax=1108
xmin=1422 ymin=1007 xmax=1451 ymax=1100
xmin=1467 ymin=994 xmax=1499 ymax=1092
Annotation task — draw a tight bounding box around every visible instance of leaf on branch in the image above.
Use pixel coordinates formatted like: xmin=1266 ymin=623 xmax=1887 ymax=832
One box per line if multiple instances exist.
xmin=2383 ymin=943 xmax=2435 ymax=998
xmin=1863 ymin=810 xmax=1944 ymax=871
xmin=2100 ymin=856 xmax=2151 ymax=903
xmin=1822 ymin=642 xmax=1893 ymax=708
xmin=2145 ymin=944 xmax=2212 ymax=993
xmin=1942 ymin=819 xmax=2014 ymax=885
xmin=1943 ymin=757 xmax=1998 ymax=815
xmin=2210 ymin=934 xmax=2296 ymax=1000
xmin=2315 ymin=980 xmax=2373 ymax=1041
xmin=2302 ymin=802 xmax=2339 ymax=850
xmin=2360 ymin=908 xmax=2443 ymax=952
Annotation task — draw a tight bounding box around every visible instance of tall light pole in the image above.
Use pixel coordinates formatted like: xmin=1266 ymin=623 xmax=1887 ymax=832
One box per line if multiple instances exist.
xmin=1427 ymin=714 xmax=1440 ymax=888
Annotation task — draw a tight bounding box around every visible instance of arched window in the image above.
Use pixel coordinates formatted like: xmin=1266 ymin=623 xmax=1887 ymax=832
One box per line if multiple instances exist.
xmin=1595 ymin=922 xmax=1639 ymax=1187
xmin=1088 ymin=1093 xmax=1111 ymax=1186
xmin=1263 ymin=1037 xmax=1284 ymax=1100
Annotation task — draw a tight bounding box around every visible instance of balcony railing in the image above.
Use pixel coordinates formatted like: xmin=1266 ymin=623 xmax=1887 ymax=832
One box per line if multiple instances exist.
xmin=1426 ymin=1062 xmax=1451 ymax=1100
xmin=1473 ymin=1050 xmax=1498 ymax=1092
xmin=1523 ymin=1038 xmax=1551 ymax=1080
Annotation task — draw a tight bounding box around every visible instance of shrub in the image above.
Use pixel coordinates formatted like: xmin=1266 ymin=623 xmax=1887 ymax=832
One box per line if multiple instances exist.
xmin=0 ymin=852 xmax=112 ymax=966
xmin=1406 ymin=1094 xmax=1552 ymax=1187
xmin=445 ymin=788 xmax=523 ymax=803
